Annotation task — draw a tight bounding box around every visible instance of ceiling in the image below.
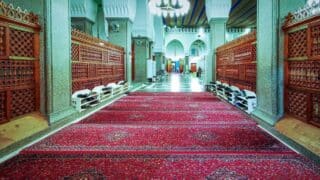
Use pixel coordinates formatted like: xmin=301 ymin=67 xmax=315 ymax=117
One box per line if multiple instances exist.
xmin=227 ymin=0 xmax=257 ymax=28
xmin=162 ymin=0 xmax=208 ymax=28
xmin=161 ymin=0 xmax=257 ymax=28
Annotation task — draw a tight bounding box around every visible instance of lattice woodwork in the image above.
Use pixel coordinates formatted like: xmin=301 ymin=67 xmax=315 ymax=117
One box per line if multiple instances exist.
xmin=312 ymin=94 xmax=320 ymax=126
xmin=310 ymin=24 xmax=320 ymax=56
xmin=0 ymin=91 xmax=5 ymax=123
xmin=288 ymin=29 xmax=307 ymax=58
xmin=216 ymin=31 xmax=256 ymax=91
xmin=288 ymin=61 xmax=320 ymax=90
xmin=245 ymin=63 xmax=257 ymax=83
xmin=80 ymin=46 xmax=103 ymax=63
xmin=71 ymin=43 xmax=79 ymax=61
xmin=0 ymin=1 xmax=40 ymax=123
xmin=109 ymin=51 xmax=122 ymax=64
xmin=0 ymin=26 xmax=5 ymax=57
xmin=11 ymin=88 xmax=35 ymax=118
xmin=283 ymin=15 xmax=320 ymax=127
xmin=72 ymin=63 xmax=88 ymax=79
xmin=252 ymin=44 xmax=256 ymax=62
xmin=10 ymin=29 xmax=34 ymax=57
xmin=96 ymin=64 xmax=113 ymax=76
xmin=0 ymin=60 xmax=35 ymax=87
xmin=287 ymin=89 xmax=308 ymax=121
xmin=71 ymin=29 xmax=125 ymax=92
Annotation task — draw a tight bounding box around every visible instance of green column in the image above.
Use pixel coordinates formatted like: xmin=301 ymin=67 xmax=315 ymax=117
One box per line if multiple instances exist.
xmin=45 ymin=0 xmax=75 ymax=124
xmin=253 ymin=0 xmax=307 ymax=125
xmin=132 ymin=37 xmax=150 ymax=82
xmin=208 ymin=18 xmax=227 ymax=83
xmin=155 ymin=52 xmax=164 ymax=74
xmin=252 ymin=0 xmax=280 ymax=125
xmin=107 ymin=18 xmax=133 ymax=84
xmin=185 ymin=56 xmax=189 ymax=73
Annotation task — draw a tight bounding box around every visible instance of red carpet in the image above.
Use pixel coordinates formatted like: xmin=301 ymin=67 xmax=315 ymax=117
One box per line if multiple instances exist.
xmin=1 ymin=154 xmax=319 ymax=179
xmin=0 ymin=92 xmax=319 ymax=179
xmin=23 ymin=124 xmax=291 ymax=153
xmin=80 ymin=110 xmax=255 ymax=125
xmin=104 ymin=101 xmax=235 ymax=111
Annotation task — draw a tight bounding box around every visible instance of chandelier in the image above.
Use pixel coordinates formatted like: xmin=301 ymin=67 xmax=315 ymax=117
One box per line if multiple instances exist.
xmin=148 ymin=0 xmax=190 ymax=17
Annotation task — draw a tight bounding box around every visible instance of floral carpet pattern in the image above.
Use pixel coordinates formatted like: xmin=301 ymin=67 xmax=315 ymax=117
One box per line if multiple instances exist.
xmin=0 ymin=92 xmax=319 ymax=179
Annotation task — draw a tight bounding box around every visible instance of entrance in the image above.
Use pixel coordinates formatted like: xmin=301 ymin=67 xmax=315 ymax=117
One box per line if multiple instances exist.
xmin=191 ymin=63 xmax=197 ymax=73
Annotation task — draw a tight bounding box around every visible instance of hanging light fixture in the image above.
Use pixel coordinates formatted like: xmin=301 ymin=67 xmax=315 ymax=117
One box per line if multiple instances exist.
xmin=148 ymin=0 xmax=190 ymax=17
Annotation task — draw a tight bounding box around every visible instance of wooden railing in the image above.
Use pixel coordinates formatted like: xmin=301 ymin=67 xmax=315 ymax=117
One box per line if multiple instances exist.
xmin=71 ymin=29 xmax=125 ymax=92
xmin=283 ymin=14 xmax=320 ymax=127
xmin=216 ymin=31 xmax=257 ymax=91
xmin=0 ymin=1 xmax=40 ymax=123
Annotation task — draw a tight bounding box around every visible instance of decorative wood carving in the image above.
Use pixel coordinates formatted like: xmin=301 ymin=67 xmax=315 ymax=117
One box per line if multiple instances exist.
xmin=216 ymin=31 xmax=256 ymax=92
xmin=283 ymin=15 xmax=320 ymax=127
xmin=0 ymin=1 xmax=40 ymax=123
xmin=71 ymin=29 xmax=125 ymax=92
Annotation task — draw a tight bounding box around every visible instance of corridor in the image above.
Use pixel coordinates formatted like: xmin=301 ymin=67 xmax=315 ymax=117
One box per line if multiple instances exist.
xmin=0 ymin=75 xmax=319 ymax=179
xmin=141 ymin=73 xmax=204 ymax=92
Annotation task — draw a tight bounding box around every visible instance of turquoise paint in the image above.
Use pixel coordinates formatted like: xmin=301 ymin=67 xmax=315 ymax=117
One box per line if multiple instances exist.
xmin=253 ymin=0 xmax=305 ymax=126
xmin=133 ymin=37 xmax=150 ymax=82
xmin=107 ymin=18 xmax=133 ymax=84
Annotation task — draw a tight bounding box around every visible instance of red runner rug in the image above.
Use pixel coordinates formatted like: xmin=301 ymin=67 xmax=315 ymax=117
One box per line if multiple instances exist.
xmin=23 ymin=124 xmax=291 ymax=153
xmin=103 ymin=101 xmax=235 ymax=111
xmin=80 ymin=110 xmax=255 ymax=125
xmin=0 ymin=92 xmax=319 ymax=179
xmin=0 ymin=154 xmax=319 ymax=179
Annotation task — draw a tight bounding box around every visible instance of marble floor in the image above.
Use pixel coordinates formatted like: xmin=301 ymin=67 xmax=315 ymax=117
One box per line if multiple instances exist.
xmin=139 ymin=73 xmax=205 ymax=92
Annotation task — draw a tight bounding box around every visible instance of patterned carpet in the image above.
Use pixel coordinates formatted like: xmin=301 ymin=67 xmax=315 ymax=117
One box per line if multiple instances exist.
xmin=0 ymin=92 xmax=319 ymax=179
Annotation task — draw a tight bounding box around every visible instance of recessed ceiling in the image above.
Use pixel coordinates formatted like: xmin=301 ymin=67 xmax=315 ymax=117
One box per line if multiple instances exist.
xmin=161 ymin=0 xmax=257 ymax=29
xmin=227 ymin=0 xmax=257 ymax=28
xmin=162 ymin=0 xmax=208 ymax=28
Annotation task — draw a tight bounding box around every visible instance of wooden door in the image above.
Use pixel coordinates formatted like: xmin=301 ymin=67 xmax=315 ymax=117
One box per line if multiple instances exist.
xmin=131 ymin=42 xmax=135 ymax=81
xmin=191 ymin=63 xmax=197 ymax=72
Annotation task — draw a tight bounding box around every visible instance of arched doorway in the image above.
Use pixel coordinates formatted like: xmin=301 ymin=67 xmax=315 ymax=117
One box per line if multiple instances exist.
xmin=189 ymin=40 xmax=207 ymax=78
xmin=165 ymin=40 xmax=185 ymax=73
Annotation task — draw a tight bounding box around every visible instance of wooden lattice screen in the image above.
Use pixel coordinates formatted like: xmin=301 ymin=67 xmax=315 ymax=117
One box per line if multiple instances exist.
xmin=0 ymin=2 xmax=40 ymax=123
xmin=71 ymin=29 xmax=125 ymax=92
xmin=283 ymin=15 xmax=320 ymax=127
xmin=216 ymin=31 xmax=257 ymax=91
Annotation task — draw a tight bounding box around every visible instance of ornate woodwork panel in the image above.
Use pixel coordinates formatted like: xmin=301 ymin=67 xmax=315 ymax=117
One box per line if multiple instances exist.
xmin=287 ymin=89 xmax=308 ymax=121
xmin=0 ymin=1 xmax=40 ymax=123
xmin=310 ymin=24 xmax=320 ymax=56
xmin=10 ymin=29 xmax=34 ymax=57
xmin=71 ymin=43 xmax=80 ymax=61
xmin=71 ymin=29 xmax=125 ymax=92
xmin=312 ymin=94 xmax=320 ymax=125
xmin=11 ymin=88 xmax=35 ymax=117
xmin=288 ymin=61 xmax=320 ymax=89
xmin=216 ymin=32 xmax=256 ymax=91
xmin=0 ymin=26 xmax=5 ymax=57
xmin=283 ymin=15 xmax=320 ymax=127
xmin=0 ymin=91 xmax=5 ymax=122
xmin=288 ymin=29 xmax=308 ymax=58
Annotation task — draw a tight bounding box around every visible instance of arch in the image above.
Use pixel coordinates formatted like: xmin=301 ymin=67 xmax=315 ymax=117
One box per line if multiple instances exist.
xmin=165 ymin=39 xmax=185 ymax=60
xmin=189 ymin=39 xmax=207 ymax=57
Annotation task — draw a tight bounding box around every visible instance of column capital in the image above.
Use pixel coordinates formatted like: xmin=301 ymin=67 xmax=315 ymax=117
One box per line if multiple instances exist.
xmin=132 ymin=0 xmax=154 ymax=41
xmin=71 ymin=0 xmax=97 ymax=22
xmin=205 ymin=0 xmax=231 ymax=20
xmin=208 ymin=17 xmax=228 ymax=26
xmin=103 ymin=0 xmax=136 ymax=22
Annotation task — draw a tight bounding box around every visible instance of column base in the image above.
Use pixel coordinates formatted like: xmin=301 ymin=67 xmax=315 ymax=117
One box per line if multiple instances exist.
xmin=252 ymin=108 xmax=282 ymax=126
xmin=47 ymin=107 xmax=76 ymax=124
